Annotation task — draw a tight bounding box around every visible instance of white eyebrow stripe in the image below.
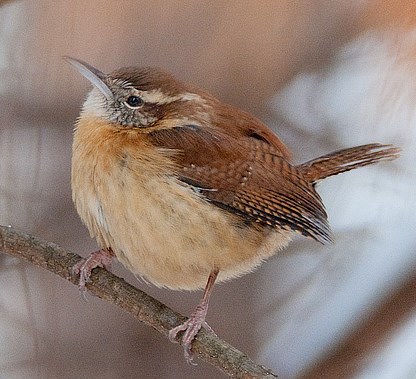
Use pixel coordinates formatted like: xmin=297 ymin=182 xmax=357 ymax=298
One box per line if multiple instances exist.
xmin=179 ymin=92 xmax=204 ymax=102
xmin=138 ymin=89 xmax=205 ymax=105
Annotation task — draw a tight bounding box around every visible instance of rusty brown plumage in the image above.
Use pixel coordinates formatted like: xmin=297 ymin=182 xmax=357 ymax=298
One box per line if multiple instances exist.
xmin=148 ymin=125 xmax=399 ymax=245
xmin=297 ymin=143 xmax=400 ymax=183
xmin=65 ymin=57 xmax=400 ymax=363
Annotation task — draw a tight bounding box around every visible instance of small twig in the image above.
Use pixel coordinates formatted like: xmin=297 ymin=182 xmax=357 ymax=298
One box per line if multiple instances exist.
xmin=0 ymin=225 xmax=278 ymax=378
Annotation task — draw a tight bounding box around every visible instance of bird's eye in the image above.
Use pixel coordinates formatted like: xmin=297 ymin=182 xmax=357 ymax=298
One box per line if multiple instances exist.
xmin=125 ymin=95 xmax=144 ymax=108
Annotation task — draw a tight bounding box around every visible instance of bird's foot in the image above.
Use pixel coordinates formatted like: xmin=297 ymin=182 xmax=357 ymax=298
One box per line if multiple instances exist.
xmin=169 ymin=303 xmax=213 ymax=365
xmin=72 ymin=249 xmax=113 ymax=292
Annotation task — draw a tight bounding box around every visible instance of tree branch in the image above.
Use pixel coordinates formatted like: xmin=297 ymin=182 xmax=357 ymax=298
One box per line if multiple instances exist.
xmin=0 ymin=225 xmax=278 ymax=378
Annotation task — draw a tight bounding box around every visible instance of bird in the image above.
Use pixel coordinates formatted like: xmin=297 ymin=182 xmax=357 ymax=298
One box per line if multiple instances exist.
xmin=65 ymin=56 xmax=400 ymax=363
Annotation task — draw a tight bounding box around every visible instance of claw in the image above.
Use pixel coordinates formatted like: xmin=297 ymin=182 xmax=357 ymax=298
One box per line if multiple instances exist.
xmin=169 ymin=313 xmax=213 ymax=364
xmin=72 ymin=249 xmax=113 ymax=292
xmin=169 ymin=269 xmax=219 ymax=364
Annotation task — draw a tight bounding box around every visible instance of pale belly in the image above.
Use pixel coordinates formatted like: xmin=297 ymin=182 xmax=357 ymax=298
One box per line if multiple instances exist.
xmin=75 ymin=172 xmax=291 ymax=290
xmin=72 ymin=144 xmax=292 ymax=290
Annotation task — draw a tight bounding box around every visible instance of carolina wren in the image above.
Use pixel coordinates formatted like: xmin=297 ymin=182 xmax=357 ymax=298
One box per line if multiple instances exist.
xmin=65 ymin=57 xmax=399 ymax=363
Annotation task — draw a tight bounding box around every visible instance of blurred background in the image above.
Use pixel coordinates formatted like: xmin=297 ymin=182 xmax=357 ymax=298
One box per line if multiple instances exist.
xmin=0 ymin=1 xmax=415 ymax=378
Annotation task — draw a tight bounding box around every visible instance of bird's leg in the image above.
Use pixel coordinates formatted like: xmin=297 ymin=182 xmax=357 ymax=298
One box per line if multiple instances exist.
xmin=72 ymin=248 xmax=114 ymax=292
xmin=169 ymin=268 xmax=219 ymax=364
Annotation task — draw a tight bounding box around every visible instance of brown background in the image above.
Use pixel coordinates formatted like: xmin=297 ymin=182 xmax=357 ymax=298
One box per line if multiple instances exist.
xmin=0 ymin=1 xmax=415 ymax=378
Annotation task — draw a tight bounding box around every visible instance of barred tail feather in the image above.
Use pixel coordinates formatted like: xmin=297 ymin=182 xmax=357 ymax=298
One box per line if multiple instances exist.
xmin=297 ymin=143 xmax=400 ymax=184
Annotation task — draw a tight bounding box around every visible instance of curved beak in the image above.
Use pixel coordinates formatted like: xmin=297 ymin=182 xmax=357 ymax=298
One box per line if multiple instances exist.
xmin=64 ymin=56 xmax=114 ymax=100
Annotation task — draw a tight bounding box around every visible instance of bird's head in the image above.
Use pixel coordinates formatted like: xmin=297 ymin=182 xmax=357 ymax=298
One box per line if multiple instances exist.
xmin=65 ymin=57 xmax=213 ymax=131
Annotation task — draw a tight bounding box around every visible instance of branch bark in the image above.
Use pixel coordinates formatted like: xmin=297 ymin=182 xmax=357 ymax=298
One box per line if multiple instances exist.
xmin=0 ymin=225 xmax=278 ymax=378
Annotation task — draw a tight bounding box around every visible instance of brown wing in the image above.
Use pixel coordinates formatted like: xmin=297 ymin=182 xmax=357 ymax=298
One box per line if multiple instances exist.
xmin=147 ymin=123 xmax=333 ymax=244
